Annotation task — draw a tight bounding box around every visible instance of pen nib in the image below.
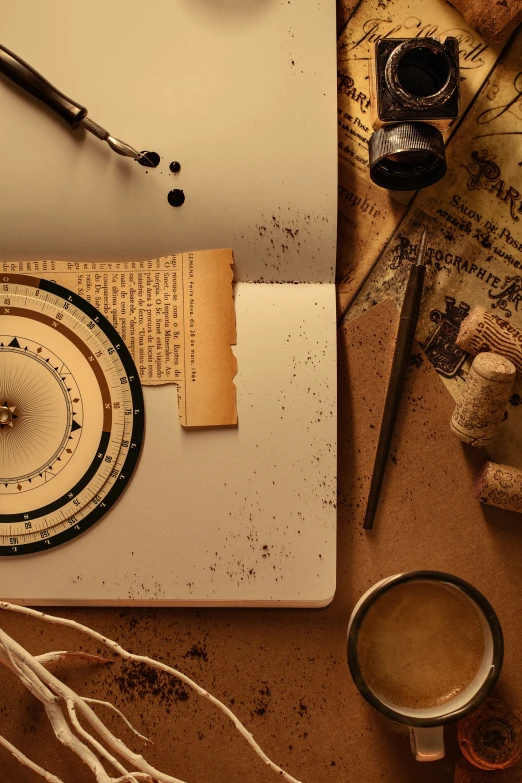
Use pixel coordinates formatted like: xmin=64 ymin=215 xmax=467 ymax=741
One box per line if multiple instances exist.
xmin=138 ymin=152 xmax=156 ymax=167
xmin=106 ymin=135 xmax=143 ymax=160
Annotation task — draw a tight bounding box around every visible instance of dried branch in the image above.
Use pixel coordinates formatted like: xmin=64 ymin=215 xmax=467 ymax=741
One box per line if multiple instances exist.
xmin=0 ymin=731 xmax=64 ymax=783
xmin=44 ymin=696 xmax=114 ymax=783
xmin=83 ymin=698 xmax=153 ymax=744
xmin=66 ymin=698 xmax=132 ymax=779
xmin=3 ymin=628 xmax=186 ymax=783
xmin=36 ymin=651 xmax=113 ymax=667
xmin=0 ymin=601 xmax=303 ymax=783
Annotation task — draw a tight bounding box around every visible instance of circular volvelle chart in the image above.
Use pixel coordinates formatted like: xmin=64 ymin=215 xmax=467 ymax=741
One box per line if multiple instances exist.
xmin=0 ymin=274 xmax=144 ymax=555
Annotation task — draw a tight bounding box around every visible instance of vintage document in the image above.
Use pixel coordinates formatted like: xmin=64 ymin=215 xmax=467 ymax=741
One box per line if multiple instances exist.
xmin=336 ymin=0 xmax=505 ymax=310
xmin=0 ymin=250 xmax=237 ymax=427
xmin=347 ymin=31 xmax=522 ymax=467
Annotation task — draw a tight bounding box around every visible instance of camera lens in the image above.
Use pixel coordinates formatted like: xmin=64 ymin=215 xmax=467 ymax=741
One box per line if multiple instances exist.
xmin=369 ymin=122 xmax=446 ymax=190
xmin=368 ymin=37 xmax=459 ymax=190
xmin=384 ymin=39 xmax=457 ymax=111
xmin=397 ymin=49 xmax=450 ymax=98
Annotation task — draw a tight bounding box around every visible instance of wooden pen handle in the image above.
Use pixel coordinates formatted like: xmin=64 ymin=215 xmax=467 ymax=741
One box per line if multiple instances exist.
xmin=363 ymin=262 xmax=426 ymax=530
xmin=0 ymin=43 xmax=87 ymax=127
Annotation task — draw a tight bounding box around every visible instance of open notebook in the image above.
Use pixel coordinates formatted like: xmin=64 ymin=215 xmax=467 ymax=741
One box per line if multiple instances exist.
xmin=0 ymin=0 xmax=337 ymax=605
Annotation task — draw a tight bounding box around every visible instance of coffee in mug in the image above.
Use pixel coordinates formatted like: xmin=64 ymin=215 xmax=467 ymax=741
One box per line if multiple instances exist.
xmin=356 ymin=580 xmax=485 ymax=710
xmin=347 ymin=572 xmax=503 ymax=762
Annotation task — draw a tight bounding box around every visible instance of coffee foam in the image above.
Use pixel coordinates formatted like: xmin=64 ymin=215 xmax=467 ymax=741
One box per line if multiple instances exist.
xmin=357 ymin=580 xmax=485 ymax=711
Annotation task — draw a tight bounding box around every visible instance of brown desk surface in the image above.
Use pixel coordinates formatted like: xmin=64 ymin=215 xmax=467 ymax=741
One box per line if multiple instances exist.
xmin=2 ymin=299 xmax=521 ymax=783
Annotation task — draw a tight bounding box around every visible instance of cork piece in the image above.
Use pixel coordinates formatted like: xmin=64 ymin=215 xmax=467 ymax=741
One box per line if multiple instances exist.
xmin=451 ymin=352 xmax=516 ymax=446
xmin=450 ymin=0 xmax=522 ymax=42
xmin=458 ymin=698 xmax=522 ymax=770
xmin=454 ymin=757 xmax=522 ymax=782
xmin=457 ymin=307 xmax=522 ymax=377
xmin=474 ymin=461 xmax=522 ymax=512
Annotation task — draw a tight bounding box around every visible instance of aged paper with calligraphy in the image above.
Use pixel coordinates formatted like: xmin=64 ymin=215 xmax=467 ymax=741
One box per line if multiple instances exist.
xmin=0 ymin=251 xmax=237 ymax=428
xmin=346 ymin=31 xmax=522 ymax=468
xmin=336 ymin=0 xmax=505 ymax=311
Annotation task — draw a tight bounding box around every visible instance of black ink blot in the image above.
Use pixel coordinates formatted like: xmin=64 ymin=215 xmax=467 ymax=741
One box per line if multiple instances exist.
xmin=169 ymin=161 xmax=181 ymax=173
xmin=168 ymin=189 xmax=185 ymax=207
xmin=138 ymin=151 xmax=160 ymax=168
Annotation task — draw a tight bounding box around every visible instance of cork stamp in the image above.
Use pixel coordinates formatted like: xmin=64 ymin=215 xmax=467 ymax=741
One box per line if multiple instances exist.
xmin=458 ymin=698 xmax=522 ymax=770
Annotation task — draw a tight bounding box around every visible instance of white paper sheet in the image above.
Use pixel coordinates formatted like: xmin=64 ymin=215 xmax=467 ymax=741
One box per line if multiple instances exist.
xmin=0 ymin=0 xmax=337 ymax=605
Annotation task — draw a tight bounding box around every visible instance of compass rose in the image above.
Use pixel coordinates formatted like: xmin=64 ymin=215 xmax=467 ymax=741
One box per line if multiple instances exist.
xmin=0 ymin=403 xmax=17 ymax=429
xmin=0 ymin=275 xmax=144 ymax=556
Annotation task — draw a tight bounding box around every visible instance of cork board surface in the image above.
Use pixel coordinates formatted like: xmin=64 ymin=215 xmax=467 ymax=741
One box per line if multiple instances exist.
xmin=2 ymin=298 xmax=522 ymax=783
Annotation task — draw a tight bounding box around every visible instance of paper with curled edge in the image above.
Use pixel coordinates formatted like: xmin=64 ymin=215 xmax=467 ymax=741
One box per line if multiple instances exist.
xmin=0 ymin=250 xmax=237 ymax=428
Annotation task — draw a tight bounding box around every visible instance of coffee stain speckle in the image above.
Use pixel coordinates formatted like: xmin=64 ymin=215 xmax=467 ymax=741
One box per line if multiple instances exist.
xmin=183 ymin=645 xmax=208 ymax=662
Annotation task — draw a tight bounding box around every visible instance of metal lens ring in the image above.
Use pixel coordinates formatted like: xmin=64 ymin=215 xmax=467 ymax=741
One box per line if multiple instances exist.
xmin=385 ymin=39 xmax=457 ymax=111
xmin=369 ymin=122 xmax=447 ymax=190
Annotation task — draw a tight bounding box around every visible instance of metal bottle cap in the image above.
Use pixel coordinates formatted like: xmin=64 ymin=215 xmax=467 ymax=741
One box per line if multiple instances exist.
xmin=369 ymin=122 xmax=446 ymax=191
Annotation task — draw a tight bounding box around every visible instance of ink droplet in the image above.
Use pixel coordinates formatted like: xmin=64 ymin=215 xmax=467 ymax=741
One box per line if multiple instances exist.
xmin=169 ymin=161 xmax=181 ymax=173
xmin=168 ymin=189 xmax=185 ymax=207
xmin=138 ymin=151 xmax=160 ymax=168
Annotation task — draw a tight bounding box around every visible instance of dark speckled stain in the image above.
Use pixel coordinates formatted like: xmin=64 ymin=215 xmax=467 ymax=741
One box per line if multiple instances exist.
xmin=114 ymin=661 xmax=189 ymax=707
xmin=183 ymin=644 xmax=208 ymax=662
xmin=252 ymin=681 xmax=271 ymax=717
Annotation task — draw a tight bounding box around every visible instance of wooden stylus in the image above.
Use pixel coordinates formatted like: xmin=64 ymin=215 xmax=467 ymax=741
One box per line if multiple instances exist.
xmin=363 ymin=228 xmax=428 ymax=531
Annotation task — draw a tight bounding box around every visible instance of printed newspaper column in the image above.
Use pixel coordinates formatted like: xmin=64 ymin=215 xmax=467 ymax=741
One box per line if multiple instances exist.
xmin=346 ymin=31 xmax=522 ymax=467
xmin=0 ymin=251 xmax=237 ymax=427
xmin=179 ymin=249 xmax=238 ymax=427
xmin=336 ymin=0 xmax=504 ymax=313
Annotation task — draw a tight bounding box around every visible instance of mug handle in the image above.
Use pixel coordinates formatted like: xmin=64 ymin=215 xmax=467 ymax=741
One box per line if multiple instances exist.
xmin=409 ymin=726 xmax=444 ymax=761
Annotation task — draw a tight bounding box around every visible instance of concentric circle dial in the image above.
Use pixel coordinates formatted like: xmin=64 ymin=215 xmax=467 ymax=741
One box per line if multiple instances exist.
xmin=1 ymin=338 xmax=82 ymax=491
xmin=0 ymin=274 xmax=144 ymax=555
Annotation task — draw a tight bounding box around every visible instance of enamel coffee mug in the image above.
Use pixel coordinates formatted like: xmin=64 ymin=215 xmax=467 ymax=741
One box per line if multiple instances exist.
xmin=347 ymin=571 xmax=503 ymax=761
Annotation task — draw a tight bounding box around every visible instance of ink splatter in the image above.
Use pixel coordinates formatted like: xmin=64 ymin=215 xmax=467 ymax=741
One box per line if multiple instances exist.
xmin=138 ymin=151 xmax=160 ymax=168
xmin=168 ymin=189 xmax=185 ymax=207
xmin=169 ymin=161 xmax=181 ymax=173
